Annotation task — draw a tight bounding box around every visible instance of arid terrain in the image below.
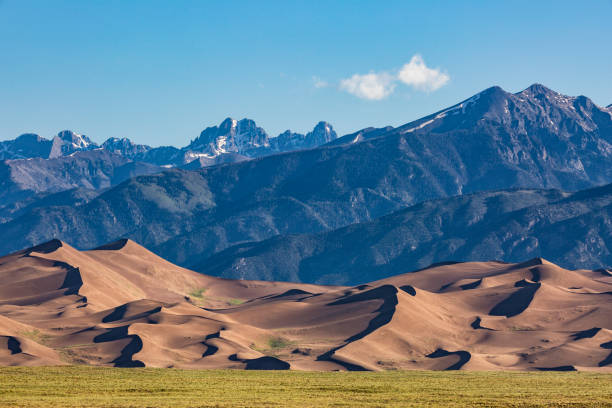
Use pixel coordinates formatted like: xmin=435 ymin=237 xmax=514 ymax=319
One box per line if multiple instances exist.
xmin=1 ymin=239 xmax=611 ymax=371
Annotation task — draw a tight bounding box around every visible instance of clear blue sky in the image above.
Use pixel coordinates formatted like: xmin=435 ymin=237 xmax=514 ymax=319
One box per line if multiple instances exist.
xmin=1 ymin=0 xmax=611 ymax=147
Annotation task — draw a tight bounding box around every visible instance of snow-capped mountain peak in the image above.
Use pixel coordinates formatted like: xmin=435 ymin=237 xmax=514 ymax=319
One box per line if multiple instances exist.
xmin=48 ymin=131 xmax=98 ymax=158
xmin=396 ymin=83 xmax=610 ymax=137
xmin=57 ymin=130 xmax=95 ymax=149
xmin=186 ymin=118 xmax=270 ymax=158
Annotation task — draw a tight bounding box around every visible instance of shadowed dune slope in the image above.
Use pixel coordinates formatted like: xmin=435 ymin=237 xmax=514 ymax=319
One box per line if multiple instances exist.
xmin=0 ymin=240 xmax=611 ymax=371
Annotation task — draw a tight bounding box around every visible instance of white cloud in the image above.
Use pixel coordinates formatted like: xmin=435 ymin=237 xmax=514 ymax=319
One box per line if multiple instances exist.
xmin=398 ymin=55 xmax=449 ymax=92
xmin=339 ymin=72 xmax=396 ymax=100
xmin=338 ymin=55 xmax=449 ymax=100
xmin=312 ymin=76 xmax=328 ymax=89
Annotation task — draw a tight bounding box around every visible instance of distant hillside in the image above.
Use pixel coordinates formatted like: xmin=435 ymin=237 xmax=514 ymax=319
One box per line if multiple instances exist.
xmin=0 ymin=150 xmax=161 ymax=209
xmin=193 ymin=185 xmax=612 ymax=284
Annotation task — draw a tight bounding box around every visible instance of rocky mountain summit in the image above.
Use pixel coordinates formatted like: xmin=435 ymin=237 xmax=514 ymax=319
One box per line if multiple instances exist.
xmin=100 ymin=137 xmax=152 ymax=160
xmin=49 ymin=130 xmax=98 ymax=158
xmin=186 ymin=118 xmax=270 ymax=158
xmin=270 ymin=121 xmax=337 ymax=152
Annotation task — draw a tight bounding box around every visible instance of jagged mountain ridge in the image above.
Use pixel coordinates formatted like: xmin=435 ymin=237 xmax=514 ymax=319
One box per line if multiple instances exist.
xmin=101 ymin=137 xmax=152 ymax=160
xmin=1 ymin=84 xmax=611 ymax=276
xmin=1 ymin=119 xmax=338 ymax=167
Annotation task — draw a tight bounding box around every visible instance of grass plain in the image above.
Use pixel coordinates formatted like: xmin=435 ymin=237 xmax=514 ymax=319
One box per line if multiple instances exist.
xmin=0 ymin=367 xmax=611 ymax=407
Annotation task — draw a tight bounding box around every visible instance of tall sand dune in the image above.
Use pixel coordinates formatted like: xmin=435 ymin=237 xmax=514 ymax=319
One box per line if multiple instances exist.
xmin=0 ymin=240 xmax=611 ymax=371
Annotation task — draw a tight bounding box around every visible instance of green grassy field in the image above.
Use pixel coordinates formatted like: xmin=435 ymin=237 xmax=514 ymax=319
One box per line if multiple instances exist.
xmin=0 ymin=367 xmax=611 ymax=407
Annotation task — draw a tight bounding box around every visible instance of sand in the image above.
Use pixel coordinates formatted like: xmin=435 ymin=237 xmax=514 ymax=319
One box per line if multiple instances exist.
xmin=0 ymin=239 xmax=611 ymax=371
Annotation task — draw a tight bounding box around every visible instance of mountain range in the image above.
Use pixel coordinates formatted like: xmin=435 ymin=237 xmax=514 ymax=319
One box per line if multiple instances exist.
xmin=1 ymin=119 xmax=337 ymax=166
xmin=0 ymin=119 xmax=336 ymax=210
xmin=1 ymin=84 xmax=612 ymax=284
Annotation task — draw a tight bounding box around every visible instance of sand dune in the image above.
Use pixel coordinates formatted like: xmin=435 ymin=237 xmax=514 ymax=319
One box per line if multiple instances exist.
xmin=0 ymin=240 xmax=611 ymax=371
